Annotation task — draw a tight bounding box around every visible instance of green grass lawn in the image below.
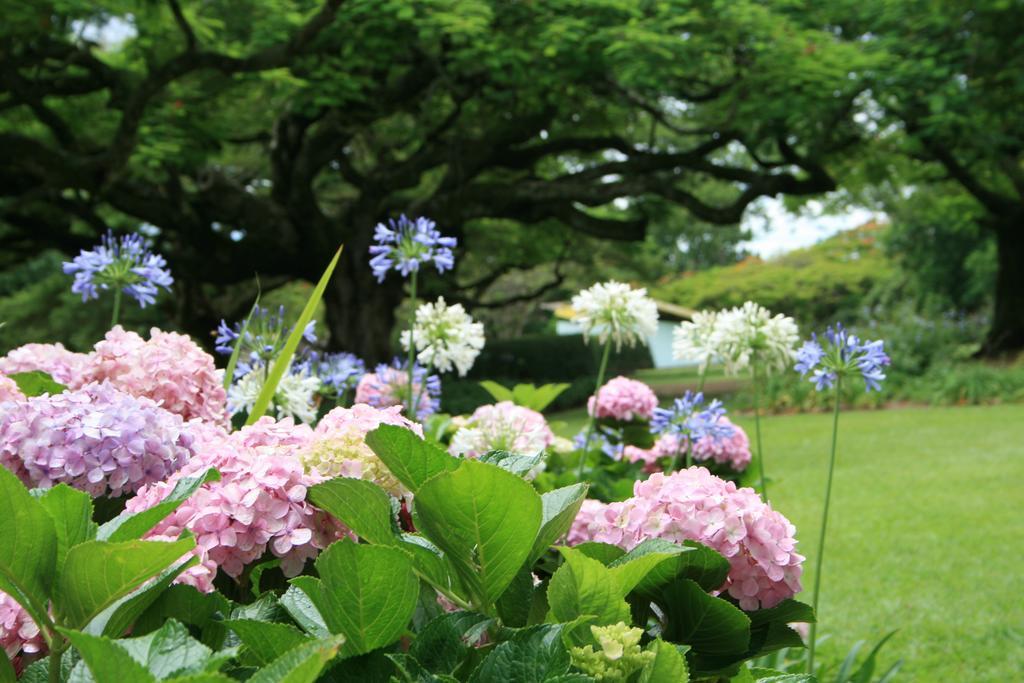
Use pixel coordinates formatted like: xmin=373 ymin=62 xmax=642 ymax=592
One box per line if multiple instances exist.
xmin=551 ymin=404 xmax=1024 ymax=682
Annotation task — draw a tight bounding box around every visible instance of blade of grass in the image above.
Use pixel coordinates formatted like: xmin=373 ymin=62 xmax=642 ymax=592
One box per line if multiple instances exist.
xmin=245 ymin=246 xmax=343 ymax=425
xmin=224 ymin=292 xmax=262 ymax=390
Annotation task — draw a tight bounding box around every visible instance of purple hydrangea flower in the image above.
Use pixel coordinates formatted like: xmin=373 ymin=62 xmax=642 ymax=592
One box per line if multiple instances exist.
xmin=651 ymin=391 xmax=735 ymax=443
xmin=62 ymin=231 xmax=173 ymax=307
xmin=573 ymin=428 xmax=625 ymax=459
xmin=368 ymin=215 xmax=456 ymax=282
xmin=215 ymin=305 xmax=317 ymax=377
xmin=355 ymin=357 xmax=441 ymax=421
xmin=794 ymin=323 xmax=890 ymax=392
xmin=0 ymin=382 xmax=193 ymax=497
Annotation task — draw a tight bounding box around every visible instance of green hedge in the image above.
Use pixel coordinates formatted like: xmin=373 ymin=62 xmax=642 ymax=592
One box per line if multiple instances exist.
xmin=441 ymin=334 xmax=653 ymax=414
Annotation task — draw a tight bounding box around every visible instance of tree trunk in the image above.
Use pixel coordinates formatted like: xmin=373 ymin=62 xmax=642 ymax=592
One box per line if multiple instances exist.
xmin=982 ymin=221 xmax=1024 ymax=356
xmin=322 ymin=242 xmax=404 ymax=363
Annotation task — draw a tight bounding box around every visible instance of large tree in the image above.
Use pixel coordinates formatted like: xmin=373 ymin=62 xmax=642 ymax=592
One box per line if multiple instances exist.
xmin=818 ymin=0 xmax=1024 ymax=354
xmin=0 ymin=0 xmax=866 ymax=359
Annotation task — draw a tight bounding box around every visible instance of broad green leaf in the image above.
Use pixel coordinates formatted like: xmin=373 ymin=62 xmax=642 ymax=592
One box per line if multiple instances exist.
xmin=0 ymin=649 xmax=14 ymax=683
xmin=747 ymin=599 xmax=816 ymax=627
xmin=408 ymin=612 xmax=491 ymax=675
xmin=478 ymin=451 xmax=544 ymax=478
xmin=415 ymin=459 xmax=542 ymax=609
xmin=98 ymin=469 xmax=220 ymax=542
xmin=746 ymin=670 xmax=814 ymax=682
xmin=638 ymin=640 xmax=689 ymax=683
xmin=39 ymin=484 xmax=97 ymax=570
xmin=571 ymin=542 xmax=626 ymax=565
xmin=167 ymin=676 xmax=235 ymax=683
xmin=226 ymin=619 xmax=312 ymax=666
xmin=467 ymin=624 xmax=572 ymax=683
xmin=134 ymin=585 xmax=232 ymax=642
xmin=114 ymin=619 xmax=214 ymax=679
xmin=301 ymin=540 xmax=418 ymax=656
xmin=547 ymin=547 xmax=630 ymax=629
xmin=529 ymin=484 xmax=588 ymax=564
xmin=365 ymin=424 xmax=458 ymax=494
xmin=280 ymin=584 xmax=330 ymax=638
xmin=247 ymin=246 xmax=342 ymax=424
xmin=511 ymin=383 xmax=569 ymax=411
xmin=59 ymin=629 xmax=156 ymax=683
xmin=57 ymin=538 xmax=194 ymax=629
xmin=247 ymin=635 xmax=346 ymax=683
xmin=495 ymin=565 xmax=535 ymax=628
xmin=398 ymin=534 xmax=457 ymax=592
xmin=607 ymin=543 xmax=683 ymax=595
xmin=224 ymin=293 xmax=260 ymax=390
xmin=478 ymin=380 xmax=514 ymax=402
xmin=88 ymin=556 xmax=197 ymax=637
xmin=307 ymin=478 xmax=397 ymax=546
xmin=0 ymin=467 xmax=56 ymax=632
xmin=656 ymin=579 xmax=751 ymax=657
xmin=7 ymin=370 xmax=67 ymax=397
xmin=631 ymin=540 xmax=731 ymax=595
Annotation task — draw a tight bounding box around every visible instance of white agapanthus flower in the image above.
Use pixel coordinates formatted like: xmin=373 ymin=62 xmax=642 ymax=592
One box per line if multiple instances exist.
xmin=710 ymin=301 xmax=799 ymax=375
xmin=400 ymin=296 xmax=485 ymax=376
xmin=672 ymin=310 xmax=720 ymax=371
xmin=227 ymin=367 xmax=321 ymax=424
xmin=571 ymin=281 xmax=659 ymax=350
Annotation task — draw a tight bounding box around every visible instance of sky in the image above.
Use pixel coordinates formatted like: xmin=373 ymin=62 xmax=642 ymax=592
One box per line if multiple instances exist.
xmin=739 ymin=197 xmax=882 ymax=258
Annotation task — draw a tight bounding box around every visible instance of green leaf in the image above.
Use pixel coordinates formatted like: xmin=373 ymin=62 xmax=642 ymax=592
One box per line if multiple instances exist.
xmin=0 ymin=467 xmax=57 ymax=633
xmin=59 ymin=629 xmax=157 ymax=683
xmin=495 ymin=565 xmax=535 ymax=628
xmin=512 ymin=383 xmax=569 ymax=412
xmin=57 ymin=538 xmax=194 ymax=629
xmin=307 ymin=478 xmax=397 ymax=546
xmin=656 ymin=579 xmax=750 ymax=657
xmin=467 ymin=624 xmax=572 ymax=683
xmin=247 ymin=635 xmax=346 ymax=683
xmin=747 ymin=599 xmax=816 ymax=628
xmin=547 ymin=547 xmax=630 ymax=628
xmin=607 ymin=543 xmax=684 ymax=595
xmin=87 ymin=556 xmax=197 ymax=637
xmin=226 ymin=619 xmax=312 ymax=666
xmin=746 ymin=669 xmax=814 ymax=682
xmin=280 ymin=584 xmax=330 ymax=638
xmin=478 ymin=380 xmax=514 ymax=402
xmin=224 ymin=293 xmax=260 ymax=390
xmin=98 ymin=469 xmax=220 ymax=542
xmin=299 ymin=540 xmax=418 ymax=656
xmin=365 ymin=424 xmax=458 ymax=494
xmin=247 ymin=246 xmax=342 ymax=424
xmin=414 ymin=459 xmax=542 ymax=610
xmin=478 ymin=451 xmax=544 ymax=477
xmin=850 ymin=631 xmax=899 ymax=683
xmin=134 ymin=585 xmax=232 ymax=643
xmin=0 ymin=649 xmax=15 ymax=683
xmin=115 ymin=619 xmax=214 ymax=679
xmin=631 ymin=540 xmax=731 ymax=595
xmin=166 ymin=676 xmax=235 ymax=683
xmin=638 ymin=640 xmax=689 ymax=683
xmin=7 ymin=370 xmax=66 ymax=397
xmin=530 ymin=485 xmax=588 ymax=564
xmin=408 ymin=612 xmax=491 ymax=675
xmin=39 ymin=484 xmax=97 ymax=570
xmin=571 ymin=542 xmax=626 ymax=565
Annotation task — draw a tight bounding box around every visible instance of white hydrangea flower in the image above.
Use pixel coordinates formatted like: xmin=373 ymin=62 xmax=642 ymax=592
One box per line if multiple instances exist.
xmin=710 ymin=301 xmax=799 ymax=375
xmin=227 ymin=367 xmax=321 ymax=424
xmin=672 ymin=310 xmax=720 ymax=371
xmin=400 ymin=296 xmax=485 ymax=376
xmin=571 ymin=281 xmax=659 ymax=350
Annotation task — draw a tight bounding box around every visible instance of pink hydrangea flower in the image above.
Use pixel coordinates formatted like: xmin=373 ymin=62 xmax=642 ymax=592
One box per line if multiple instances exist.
xmin=0 ymin=382 xmax=193 ymax=497
xmin=0 ymin=374 xmax=25 ymax=404
xmin=0 ymin=342 xmax=89 ymax=387
xmin=298 ymin=403 xmax=423 ymax=499
xmin=568 ymin=468 xmax=804 ymax=611
xmin=125 ymin=419 xmax=347 ymax=592
xmin=448 ymin=401 xmax=554 ymax=460
xmin=691 ymin=417 xmax=751 ymax=472
xmin=622 ymin=434 xmax=684 ymax=468
xmin=84 ymin=326 xmax=229 ymax=426
xmin=0 ymin=592 xmax=45 ymax=665
xmin=354 ymin=363 xmax=438 ymax=421
xmin=587 ymin=376 xmax=658 ymax=422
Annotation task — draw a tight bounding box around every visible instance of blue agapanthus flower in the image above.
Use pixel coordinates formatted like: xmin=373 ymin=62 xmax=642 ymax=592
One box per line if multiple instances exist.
xmin=651 ymin=391 xmax=734 ymax=443
xmin=215 ymin=305 xmax=317 ymax=377
xmin=300 ymin=351 xmax=366 ymax=398
xmin=573 ymin=428 xmax=624 ymax=459
xmin=360 ymin=357 xmax=442 ymax=421
xmin=368 ymin=215 xmax=456 ymax=282
xmin=794 ymin=323 xmax=890 ymax=392
xmin=62 ymin=231 xmax=173 ymax=307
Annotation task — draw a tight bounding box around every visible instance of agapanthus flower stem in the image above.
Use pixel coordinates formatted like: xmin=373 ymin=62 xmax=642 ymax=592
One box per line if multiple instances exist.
xmin=697 ymin=363 xmax=709 ymax=393
xmin=405 ymin=271 xmax=419 ymax=418
xmin=577 ymin=339 xmax=613 ymax=480
xmin=808 ymin=375 xmax=842 ymax=674
xmin=752 ymin=362 xmax=767 ymax=499
xmin=111 ymin=287 xmax=122 ymax=327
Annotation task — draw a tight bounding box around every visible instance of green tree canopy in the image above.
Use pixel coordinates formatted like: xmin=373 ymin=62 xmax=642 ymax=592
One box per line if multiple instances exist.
xmin=0 ymin=0 xmax=868 ymax=358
